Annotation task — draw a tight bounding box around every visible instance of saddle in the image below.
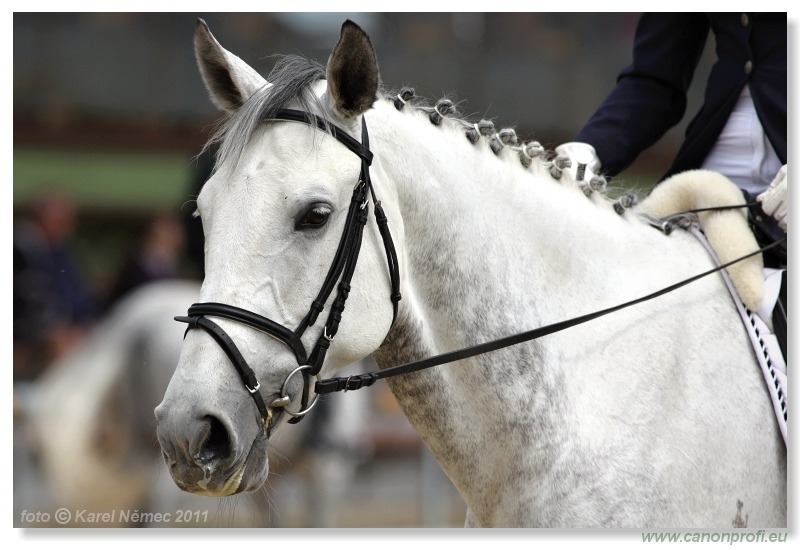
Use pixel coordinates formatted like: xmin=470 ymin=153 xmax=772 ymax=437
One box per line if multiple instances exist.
xmin=689 ymin=225 xmax=787 ymax=446
xmin=635 ymin=170 xmax=787 ymax=445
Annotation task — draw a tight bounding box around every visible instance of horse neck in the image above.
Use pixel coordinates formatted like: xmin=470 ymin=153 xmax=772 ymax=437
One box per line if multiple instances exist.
xmin=368 ymin=101 xmax=662 ymax=353
xmin=366 ymin=101 xmax=691 ymax=515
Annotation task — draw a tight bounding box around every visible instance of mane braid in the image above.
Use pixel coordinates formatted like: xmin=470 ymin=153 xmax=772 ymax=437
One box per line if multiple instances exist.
xmin=207 ymin=55 xmax=329 ymax=173
xmin=384 ymin=88 xmax=626 ymax=212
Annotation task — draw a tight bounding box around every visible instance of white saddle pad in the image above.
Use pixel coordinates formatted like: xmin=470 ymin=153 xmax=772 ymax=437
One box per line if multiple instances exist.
xmin=688 ymin=225 xmax=787 ymax=445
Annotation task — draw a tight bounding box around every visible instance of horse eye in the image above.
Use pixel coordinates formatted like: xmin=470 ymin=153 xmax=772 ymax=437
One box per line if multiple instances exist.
xmin=297 ymin=206 xmax=331 ymax=229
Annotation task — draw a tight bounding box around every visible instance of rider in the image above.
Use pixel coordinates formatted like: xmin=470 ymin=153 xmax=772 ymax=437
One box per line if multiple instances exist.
xmin=555 ymin=13 xmax=787 ymax=357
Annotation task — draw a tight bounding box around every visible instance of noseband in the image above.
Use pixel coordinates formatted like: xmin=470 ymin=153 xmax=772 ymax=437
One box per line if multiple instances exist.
xmin=176 ymin=109 xmax=401 ymax=435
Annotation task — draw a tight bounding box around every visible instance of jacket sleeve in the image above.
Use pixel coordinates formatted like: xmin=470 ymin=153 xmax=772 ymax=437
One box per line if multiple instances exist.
xmin=574 ymin=13 xmax=711 ymax=177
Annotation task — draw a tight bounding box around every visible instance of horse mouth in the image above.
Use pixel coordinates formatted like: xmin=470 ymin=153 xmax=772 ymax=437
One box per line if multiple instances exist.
xmin=163 ymin=430 xmax=270 ymax=497
xmin=192 ymin=463 xmax=247 ymax=497
xmin=174 ymin=452 xmax=269 ymax=496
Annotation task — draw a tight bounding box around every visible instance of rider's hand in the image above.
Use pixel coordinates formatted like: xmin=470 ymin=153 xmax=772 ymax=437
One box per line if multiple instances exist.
xmin=758 ymin=164 xmax=787 ymax=232
xmin=554 ymin=142 xmax=602 ymax=182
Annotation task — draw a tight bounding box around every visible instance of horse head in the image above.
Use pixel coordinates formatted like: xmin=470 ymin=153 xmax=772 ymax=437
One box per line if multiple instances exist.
xmin=155 ymin=20 xmax=398 ymax=496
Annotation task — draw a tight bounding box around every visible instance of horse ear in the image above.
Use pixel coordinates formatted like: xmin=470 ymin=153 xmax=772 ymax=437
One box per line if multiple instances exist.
xmin=326 ymin=20 xmax=379 ymax=118
xmin=194 ymin=18 xmax=268 ymax=113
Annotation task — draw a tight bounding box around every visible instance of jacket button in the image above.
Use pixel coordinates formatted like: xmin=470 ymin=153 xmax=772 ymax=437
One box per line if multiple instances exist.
xmin=741 ymin=13 xmax=750 ymax=26
xmin=745 ymin=60 xmax=753 ymax=74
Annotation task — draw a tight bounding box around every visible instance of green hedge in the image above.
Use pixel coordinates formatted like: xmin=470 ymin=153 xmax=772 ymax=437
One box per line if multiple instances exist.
xmin=13 ymin=149 xmax=198 ymax=211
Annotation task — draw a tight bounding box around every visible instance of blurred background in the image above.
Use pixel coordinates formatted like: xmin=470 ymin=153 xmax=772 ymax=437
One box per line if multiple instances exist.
xmin=13 ymin=12 xmax=716 ymax=528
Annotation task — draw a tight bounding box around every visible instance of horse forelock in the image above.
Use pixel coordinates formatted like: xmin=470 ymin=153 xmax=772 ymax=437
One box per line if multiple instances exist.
xmin=206 ymin=55 xmax=330 ymax=173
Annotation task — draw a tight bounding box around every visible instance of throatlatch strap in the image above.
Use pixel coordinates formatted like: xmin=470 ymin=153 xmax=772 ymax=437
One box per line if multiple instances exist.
xmin=370 ymin=188 xmax=402 ymax=323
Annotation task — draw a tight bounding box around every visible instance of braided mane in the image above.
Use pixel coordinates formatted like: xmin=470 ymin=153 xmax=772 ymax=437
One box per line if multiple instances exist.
xmin=385 ymin=86 xmax=641 ymax=213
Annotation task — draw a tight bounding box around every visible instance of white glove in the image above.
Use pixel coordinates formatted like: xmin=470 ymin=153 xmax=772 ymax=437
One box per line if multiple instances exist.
xmin=554 ymin=142 xmax=602 ymax=183
xmin=757 ymin=164 xmax=787 ymax=232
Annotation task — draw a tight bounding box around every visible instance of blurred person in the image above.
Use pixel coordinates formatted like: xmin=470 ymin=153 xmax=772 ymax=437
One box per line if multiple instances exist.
xmin=105 ymin=212 xmax=187 ymax=307
xmin=14 ymin=190 xmax=98 ymax=379
xmin=555 ymin=13 xmax=787 ymax=356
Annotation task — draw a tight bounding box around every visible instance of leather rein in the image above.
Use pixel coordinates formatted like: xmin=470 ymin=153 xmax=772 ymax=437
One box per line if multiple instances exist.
xmin=176 ymin=107 xmax=784 ymax=437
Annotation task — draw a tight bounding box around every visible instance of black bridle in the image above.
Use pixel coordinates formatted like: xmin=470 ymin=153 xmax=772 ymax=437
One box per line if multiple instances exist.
xmin=176 ymin=107 xmax=786 ymax=438
xmin=176 ymin=109 xmax=400 ymax=434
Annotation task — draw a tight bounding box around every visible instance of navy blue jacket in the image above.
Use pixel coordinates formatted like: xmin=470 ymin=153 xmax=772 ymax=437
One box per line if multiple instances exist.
xmin=575 ymin=13 xmax=786 ymax=181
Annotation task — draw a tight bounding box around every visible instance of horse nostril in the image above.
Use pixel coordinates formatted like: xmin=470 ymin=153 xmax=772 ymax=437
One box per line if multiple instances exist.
xmin=196 ymin=415 xmax=232 ymax=463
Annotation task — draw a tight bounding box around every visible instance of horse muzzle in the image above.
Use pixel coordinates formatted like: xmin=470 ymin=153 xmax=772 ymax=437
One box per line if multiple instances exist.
xmin=154 ymin=397 xmax=270 ymax=496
